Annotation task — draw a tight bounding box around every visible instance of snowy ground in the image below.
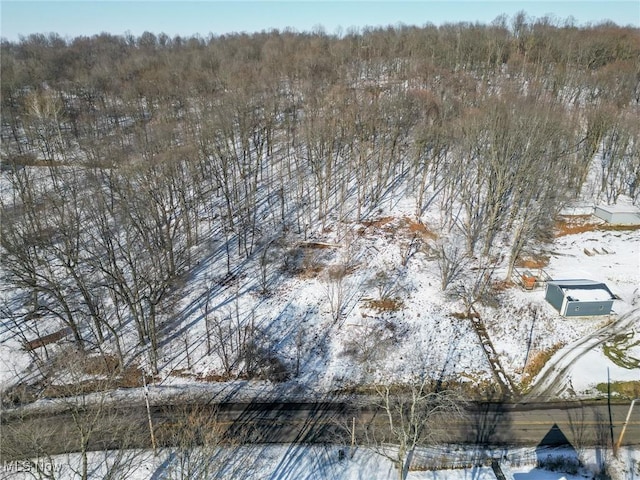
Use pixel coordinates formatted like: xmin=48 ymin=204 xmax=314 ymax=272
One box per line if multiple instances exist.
xmin=3 ymin=445 xmax=638 ymax=480
xmin=483 ymin=219 xmax=640 ymax=396
xmin=1 ymin=156 xmax=639 ymax=480
xmin=1 ymin=151 xmax=639 ymax=406
xmin=1 ymin=194 xmax=639 ymax=401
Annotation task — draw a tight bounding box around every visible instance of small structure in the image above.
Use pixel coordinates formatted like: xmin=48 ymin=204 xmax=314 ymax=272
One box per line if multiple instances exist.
xmin=593 ymin=204 xmax=640 ymax=225
xmin=513 ymin=267 xmax=552 ymax=290
xmin=545 ymin=279 xmax=616 ymax=317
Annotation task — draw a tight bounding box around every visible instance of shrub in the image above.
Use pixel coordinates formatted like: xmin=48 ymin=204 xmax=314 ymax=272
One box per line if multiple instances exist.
xmin=538 ymin=455 xmax=581 ymax=475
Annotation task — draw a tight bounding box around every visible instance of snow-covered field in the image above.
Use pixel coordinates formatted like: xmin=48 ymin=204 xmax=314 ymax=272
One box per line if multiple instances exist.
xmin=3 ymin=445 xmax=638 ymax=480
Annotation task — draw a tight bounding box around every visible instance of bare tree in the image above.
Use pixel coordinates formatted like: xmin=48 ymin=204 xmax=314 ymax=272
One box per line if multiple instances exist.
xmin=1 ymin=350 xmax=147 ymax=480
xmin=257 ymin=237 xmax=280 ymax=296
xmin=364 ymin=376 xmax=467 ymax=480
xmin=321 ymin=265 xmax=349 ymax=325
xmin=434 ymin=235 xmax=468 ymax=291
xmin=455 ymin=255 xmax=501 ymax=317
xmin=162 ymin=404 xmax=226 ymax=480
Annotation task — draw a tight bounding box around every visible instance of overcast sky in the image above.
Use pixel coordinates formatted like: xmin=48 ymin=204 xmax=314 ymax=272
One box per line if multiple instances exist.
xmin=2 ymin=1 xmax=638 ymax=41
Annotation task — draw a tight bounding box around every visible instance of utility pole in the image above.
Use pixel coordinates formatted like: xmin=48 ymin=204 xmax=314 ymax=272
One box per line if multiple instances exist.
xmin=143 ymin=372 xmax=157 ymax=456
xmin=615 ymin=398 xmax=639 ymax=457
xmin=607 ymin=368 xmax=615 ymax=450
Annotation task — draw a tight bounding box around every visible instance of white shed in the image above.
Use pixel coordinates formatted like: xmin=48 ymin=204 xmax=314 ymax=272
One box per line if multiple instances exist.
xmin=593 ymin=204 xmax=640 ymax=225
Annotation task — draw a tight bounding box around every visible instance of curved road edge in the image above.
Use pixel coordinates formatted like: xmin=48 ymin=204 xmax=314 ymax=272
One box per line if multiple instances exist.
xmin=522 ymin=307 xmax=639 ymax=402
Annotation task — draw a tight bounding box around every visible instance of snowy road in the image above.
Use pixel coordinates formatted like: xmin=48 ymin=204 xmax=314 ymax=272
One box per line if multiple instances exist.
xmin=3 ymin=400 xmax=639 ymax=461
xmin=522 ymin=308 xmax=640 ymax=402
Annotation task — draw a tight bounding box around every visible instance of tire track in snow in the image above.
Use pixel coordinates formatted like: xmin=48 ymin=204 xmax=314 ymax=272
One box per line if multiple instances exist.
xmin=522 ymin=307 xmax=639 ymax=402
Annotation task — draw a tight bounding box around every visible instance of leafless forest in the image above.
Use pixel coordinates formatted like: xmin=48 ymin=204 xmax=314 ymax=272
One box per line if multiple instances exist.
xmin=1 ymin=16 xmax=639 ymax=380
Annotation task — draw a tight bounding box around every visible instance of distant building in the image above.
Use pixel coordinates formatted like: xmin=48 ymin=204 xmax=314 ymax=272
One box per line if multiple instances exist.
xmin=593 ymin=204 xmax=640 ymax=225
xmin=545 ymin=279 xmax=616 ymax=317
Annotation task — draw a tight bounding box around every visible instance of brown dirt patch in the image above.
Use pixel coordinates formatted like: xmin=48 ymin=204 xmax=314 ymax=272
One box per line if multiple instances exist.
xmin=492 ymin=280 xmax=515 ymax=291
xmin=364 ymin=297 xmax=405 ymax=313
xmin=361 ymin=216 xmax=395 ymax=229
xmin=404 ymin=218 xmax=438 ymax=239
xmin=360 ymin=216 xmax=438 ymax=241
xmin=555 ymin=215 xmax=640 ymax=237
xmin=451 ymin=311 xmax=481 ymax=320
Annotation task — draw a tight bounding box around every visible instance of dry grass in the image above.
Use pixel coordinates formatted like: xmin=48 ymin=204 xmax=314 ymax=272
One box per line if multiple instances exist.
xmin=404 ymin=217 xmax=438 ymax=239
xmin=120 ymin=364 xmax=154 ymax=388
xmin=81 ymin=354 xmax=153 ymax=388
xmin=516 ymin=256 xmax=550 ymax=269
xmin=3 ymin=154 xmax=75 ymax=168
xmin=169 ymin=370 xmax=233 ymax=382
xmin=196 ymin=372 xmax=232 ymax=382
xmin=521 ymin=342 xmax=565 ymax=389
xmin=41 ymin=363 xmax=151 ymax=397
xmin=492 ymin=280 xmax=515 ymax=291
xmin=2 ymin=352 xmax=156 ymax=405
xmin=299 ymin=241 xmax=339 ymax=249
xmin=298 ymin=263 xmax=324 ymax=279
xmin=42 ymin=380 xmax=107 ymax=398
xmin=596 ymin=380 xmax=640 ymax=399
xmin=290 ymin=249 xmax=326 ymax=279
xmin=82 ymin=354 xmax=120 ymax=376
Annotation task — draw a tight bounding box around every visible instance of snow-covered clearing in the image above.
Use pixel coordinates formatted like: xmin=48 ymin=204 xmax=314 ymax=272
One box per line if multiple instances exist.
xmin=1 ymin=140 xmax=639 ymax=403
xmin=1 ymin=184 xmax=639 ymax=401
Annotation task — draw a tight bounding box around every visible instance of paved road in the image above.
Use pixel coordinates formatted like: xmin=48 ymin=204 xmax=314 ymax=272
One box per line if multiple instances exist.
xmin=2 ymin=400 xmax=639 ymax=461
xmin=524 ymin=307 xmax=640 ymax=401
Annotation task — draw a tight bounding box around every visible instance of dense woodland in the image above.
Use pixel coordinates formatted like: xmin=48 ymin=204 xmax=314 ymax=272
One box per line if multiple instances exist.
xmin=1 ymin=15 xmax=639 ymax=377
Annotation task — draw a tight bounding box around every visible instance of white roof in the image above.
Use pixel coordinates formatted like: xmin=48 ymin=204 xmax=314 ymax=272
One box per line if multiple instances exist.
xmin=563 ymin=288 xmax=614 ymax=302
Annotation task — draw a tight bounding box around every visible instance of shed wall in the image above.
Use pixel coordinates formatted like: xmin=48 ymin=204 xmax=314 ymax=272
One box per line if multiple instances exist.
xmin=611 ymin=212 xmax=640 ymax=225
xmin=545 ymin=284 xmax=564 ymax=313
xmin=563 ymin=300 xmax=613 ymax=317
xmin=594 ymin=207 xmax=613 ymax=223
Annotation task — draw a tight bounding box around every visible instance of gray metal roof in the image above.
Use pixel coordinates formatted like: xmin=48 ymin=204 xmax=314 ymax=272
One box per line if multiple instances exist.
xmin=547 ymin=279 xmax=603 ymax=287
xmin=547 ymin=279 xmax=615 ymax=297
